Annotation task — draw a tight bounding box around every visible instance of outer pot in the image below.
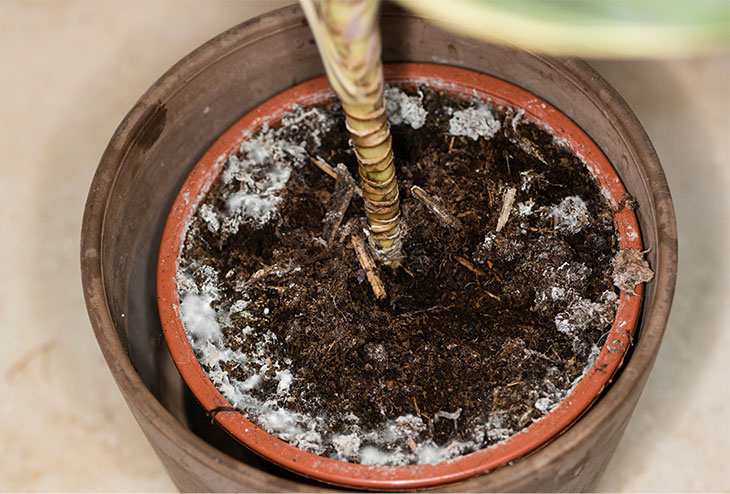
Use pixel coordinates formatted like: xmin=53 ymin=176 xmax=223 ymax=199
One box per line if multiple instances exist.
xmin=157 ymin=64 xmax=646 ymax=491
xmin=81 ymin=4 xmax=677 ymax=492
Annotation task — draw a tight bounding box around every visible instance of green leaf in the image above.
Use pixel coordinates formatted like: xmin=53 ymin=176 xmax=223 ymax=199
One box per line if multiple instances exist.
xmin=394 ymin=0 xmax=730 ymax=57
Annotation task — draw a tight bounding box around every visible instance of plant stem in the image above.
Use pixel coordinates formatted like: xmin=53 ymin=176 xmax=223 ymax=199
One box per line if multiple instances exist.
xmin=300 ymin=0 xmax=402 ymax=265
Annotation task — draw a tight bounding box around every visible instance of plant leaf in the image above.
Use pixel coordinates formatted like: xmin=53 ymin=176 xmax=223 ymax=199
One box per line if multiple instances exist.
xmin=394 ymin=0 xmax=730 ymax=57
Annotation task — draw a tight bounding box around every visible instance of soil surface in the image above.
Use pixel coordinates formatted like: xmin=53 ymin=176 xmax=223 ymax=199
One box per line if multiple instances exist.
xmin=175 ymin=85 xmax=620 ymax=465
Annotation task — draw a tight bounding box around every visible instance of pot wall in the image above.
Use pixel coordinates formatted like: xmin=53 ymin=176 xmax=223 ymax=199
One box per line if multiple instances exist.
xmin=81 ymin=4 xmax=677 ymax=492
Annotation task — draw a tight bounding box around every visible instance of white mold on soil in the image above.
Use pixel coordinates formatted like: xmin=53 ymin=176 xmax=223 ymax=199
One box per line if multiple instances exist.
xmin=180 ymin=292 xmax=222 ymax=345
xmin=551 ymin=196 xmax=591 ymax=234
xmin=226 ymin=162 xmax=291 ymax=224
xmin=176 ymin=256 xmax=495 ymax=465
xmin=448 ymin=103 xmax=501 ymax=140
xmin=175 ymin=102 xmax=487 ymax=466
xmin=536 ymin=343 xmax=601 ymax=415
xmin=517 ymin=200 xmax=534 ymax=217
xmin=384 ymin=86 xmax=428 ymax=129
xmin=555 ymin=291 xmax=618 ymax=338
xmin=209 ymin=105 xmax=336 ymax=236
xmin=333 ymin=433 xmax=361 ymax=460
xmin=174 ymin=96 xmax=624 ymax=468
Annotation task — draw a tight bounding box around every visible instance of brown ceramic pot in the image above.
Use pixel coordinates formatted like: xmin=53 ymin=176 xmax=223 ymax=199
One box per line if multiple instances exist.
xmin=81 ymin=4 xmax=677 ymax=492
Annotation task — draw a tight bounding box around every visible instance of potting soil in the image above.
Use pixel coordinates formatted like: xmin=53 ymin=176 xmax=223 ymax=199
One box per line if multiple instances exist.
xmin=175 ymin=85 xmax=625 ymax=466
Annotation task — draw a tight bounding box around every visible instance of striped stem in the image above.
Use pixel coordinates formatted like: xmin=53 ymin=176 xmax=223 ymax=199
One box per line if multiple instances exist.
xmin=300 ymin=0 xmax=402 ymax=264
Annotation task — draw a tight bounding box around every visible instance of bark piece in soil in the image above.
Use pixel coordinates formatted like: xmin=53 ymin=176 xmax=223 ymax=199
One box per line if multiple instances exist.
xmin=322 ymin=163 xmax=357 ymax=246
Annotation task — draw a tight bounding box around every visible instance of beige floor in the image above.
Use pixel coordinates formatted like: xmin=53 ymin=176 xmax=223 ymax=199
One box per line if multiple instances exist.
xmin=0 ymin=1 xmax=728 ymax=492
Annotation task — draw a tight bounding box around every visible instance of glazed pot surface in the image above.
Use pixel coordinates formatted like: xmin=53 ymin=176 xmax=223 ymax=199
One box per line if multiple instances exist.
xmin=81 ymin=4 xmax=676 ymax=492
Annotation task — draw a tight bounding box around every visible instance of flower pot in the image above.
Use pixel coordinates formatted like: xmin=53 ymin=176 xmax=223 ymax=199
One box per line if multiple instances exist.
xmin=81 ymin=4 xmax=677 ymax=492
xmin=157 ymin=63 xmax=647 ymax=490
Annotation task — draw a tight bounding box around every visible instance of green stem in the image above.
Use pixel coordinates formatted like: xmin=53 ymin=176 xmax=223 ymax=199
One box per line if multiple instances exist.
xmin=301 ymin=0 xmax=402 ymax=265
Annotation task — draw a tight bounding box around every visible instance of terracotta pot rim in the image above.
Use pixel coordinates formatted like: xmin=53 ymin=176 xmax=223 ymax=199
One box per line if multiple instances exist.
xmin=156 ymin=63 xmax=645 ymax=490
xmin=81 ymin=4 xmax=677 ymax=492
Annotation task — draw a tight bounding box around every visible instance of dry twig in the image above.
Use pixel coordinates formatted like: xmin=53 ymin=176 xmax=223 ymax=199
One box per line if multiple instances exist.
xmin=454 ymin=255 xmax=486 ymax=276
xmin=496 ymin=187 xmax=517 ymax=232
xmin=323 ymin=163 xmax=357 ymax=245
xmin=310 ymin=156 xmax=363 ymax=197
xmin=515 ymin=136 xmax=548 ymax=165
xmin=237 ymin=263 xmax=300 ymax=290
xmin=411 ymin=185 xmax=463 ymax=231
xmin=350 ymin=232 xmax=387 ymax=300
xmin=310 ymin=156 xmax=338 ymax=180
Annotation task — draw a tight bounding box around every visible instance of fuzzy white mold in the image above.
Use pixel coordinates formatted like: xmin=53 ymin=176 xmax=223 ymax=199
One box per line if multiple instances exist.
xmin=448 ymin=104 xmax=501 ymax=140
xmin=384 ymin=86 xmax=428 ymax=129
xmin=174 ymin=98 xmax=616 ymax=468
xmin=551 ymin=195 xmax=591 ymax=234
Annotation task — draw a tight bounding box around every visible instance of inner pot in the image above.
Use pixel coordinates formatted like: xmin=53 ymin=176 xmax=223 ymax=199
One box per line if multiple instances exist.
xmin=157 ymin=63 xmax=644 ymax=491
xmin=81 ymin=4 xmax=677 ymax=492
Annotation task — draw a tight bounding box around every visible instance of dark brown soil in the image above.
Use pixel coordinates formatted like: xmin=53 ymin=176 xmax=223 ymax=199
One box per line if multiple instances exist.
xmin=177 ymin=85 xmax=619 ymax=463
